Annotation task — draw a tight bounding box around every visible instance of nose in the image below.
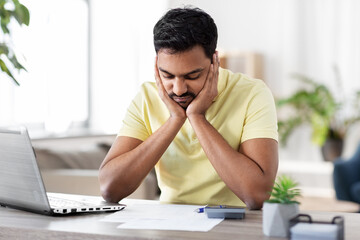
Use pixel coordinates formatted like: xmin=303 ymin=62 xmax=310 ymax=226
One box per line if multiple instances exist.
xmin=173 ymin=78 xmax=187 ymax=96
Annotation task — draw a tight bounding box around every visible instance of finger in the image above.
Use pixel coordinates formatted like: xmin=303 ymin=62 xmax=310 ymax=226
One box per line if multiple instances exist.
xmin=214 ymin=52 xmax=219 ymax=72
xmin=202 ymin=63 xmax=214 ymax=92
xmin=210 ymin=52 xmax=218 ymax=80
xmin=210 ymin=64 xmax=218 ymax=94
xmin=209 ymin=63 xmax=214 ymax=83
xmin=207 ymin=54 xmax=216 ymax=86
xmin=154 ymin=57 xmax=165 ymax=94
xmin=215 ymin=51 xmax=220 ymax=66
xmin=154 ymin=56 xmax=167 ymax=92
xmin=209 ymin=53 xmax=219 ymax=96
xmin=213 ymin=52 xmax=220 ymax=83
xmin=154 ymin=57 xmax=176 ymax=107
xmin=154 ymin=56 xmax=161 ymax=82
xmin=213 ymin=52 xmax=217 ymax=66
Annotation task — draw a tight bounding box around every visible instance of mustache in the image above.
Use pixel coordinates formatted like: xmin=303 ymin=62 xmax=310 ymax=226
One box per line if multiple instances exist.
xmin=168 ymin=92 xmax=196 ymax=99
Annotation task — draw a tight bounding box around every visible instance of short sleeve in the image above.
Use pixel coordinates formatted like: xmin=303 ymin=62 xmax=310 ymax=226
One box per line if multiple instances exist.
xmin=241 ymin=82 xmax=278 ymax=142
xmin=118 ymin=90 xmax=150 ymax=141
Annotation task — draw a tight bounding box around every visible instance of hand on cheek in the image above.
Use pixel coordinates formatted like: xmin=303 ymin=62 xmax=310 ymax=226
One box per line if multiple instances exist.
xmin=154 ymin=57 xmax=186 ymax=120
xmin=186 ymin=52 xmax=219 ymax=117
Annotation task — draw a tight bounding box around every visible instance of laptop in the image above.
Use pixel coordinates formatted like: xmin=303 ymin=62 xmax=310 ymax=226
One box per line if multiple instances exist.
xmin=0 ymin=126 xmax=125 ymax=215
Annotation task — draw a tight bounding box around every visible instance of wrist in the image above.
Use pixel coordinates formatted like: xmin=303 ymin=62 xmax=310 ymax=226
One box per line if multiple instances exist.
xmin=187 ymin=113 xmax=206 ymax=123
xmin=169 ymin=115 xmax=187 ymax=125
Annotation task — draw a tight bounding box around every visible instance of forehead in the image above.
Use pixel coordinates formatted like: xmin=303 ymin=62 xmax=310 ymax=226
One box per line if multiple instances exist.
xmin=157 ymin=45 xmax=210 ymax=74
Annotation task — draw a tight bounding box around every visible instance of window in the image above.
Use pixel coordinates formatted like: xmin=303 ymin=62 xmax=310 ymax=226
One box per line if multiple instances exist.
xmin=0 ymin=0 xmax=89 ymax=135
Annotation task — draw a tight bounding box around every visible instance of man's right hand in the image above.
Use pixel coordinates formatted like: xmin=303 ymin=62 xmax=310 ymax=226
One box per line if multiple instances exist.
xmin=154 ymin=57 xmax=186 ymax=120
xmin=99 ymin=58 xmax=188 ymax=203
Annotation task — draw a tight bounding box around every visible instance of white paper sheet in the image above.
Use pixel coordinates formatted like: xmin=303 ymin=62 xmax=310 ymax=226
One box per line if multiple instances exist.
xmin=101 ymin=202 xmax=223 ymax=232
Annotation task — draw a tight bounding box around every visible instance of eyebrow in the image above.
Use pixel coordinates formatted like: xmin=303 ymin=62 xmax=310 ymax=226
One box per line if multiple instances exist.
xmin=158 ymin=67 xmax=204 ymax=77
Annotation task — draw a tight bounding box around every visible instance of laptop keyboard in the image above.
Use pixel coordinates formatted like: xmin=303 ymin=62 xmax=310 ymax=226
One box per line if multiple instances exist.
xmin=48 ymin=195 xmax=93 ymax=208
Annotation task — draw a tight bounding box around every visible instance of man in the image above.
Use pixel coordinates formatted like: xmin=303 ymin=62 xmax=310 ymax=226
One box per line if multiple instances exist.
xmin=99 ymin=7 xmax=278 ymax=210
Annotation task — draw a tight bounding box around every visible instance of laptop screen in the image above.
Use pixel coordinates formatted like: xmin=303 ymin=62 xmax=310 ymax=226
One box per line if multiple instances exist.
xmin=0 ymin=127 xmax=52 ymax=214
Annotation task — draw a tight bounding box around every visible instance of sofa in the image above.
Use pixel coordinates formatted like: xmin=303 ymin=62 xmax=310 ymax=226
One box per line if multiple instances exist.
xmin=33 ymin=135 xmax=159 ymax=200
xmin=333 ymin=143 xmax=360 ymax=204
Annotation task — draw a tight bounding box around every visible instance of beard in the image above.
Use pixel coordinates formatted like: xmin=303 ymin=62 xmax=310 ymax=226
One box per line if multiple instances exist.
xmin=168 ymin=92 xmax=196 ymax=109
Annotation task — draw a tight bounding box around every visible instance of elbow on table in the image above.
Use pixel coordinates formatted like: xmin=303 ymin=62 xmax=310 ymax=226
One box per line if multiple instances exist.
xmin=99 ymin=175 xmax=138 ymax=203
xmin=100 ymin=184 xmax=124 ymax=203
xmin=245 ymin=199 xmax=263 ymax=210
xmin=98 ymin=175 xmax=125 ymax=203
xmin=244 ymin=192 xmax=269 ymax=210
xmin=98 ymin=170 xmax=127 ymax=203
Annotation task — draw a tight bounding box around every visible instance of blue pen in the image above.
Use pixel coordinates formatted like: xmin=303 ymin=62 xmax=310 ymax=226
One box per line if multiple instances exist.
xmin=195 ymin=208 xmax=204 ymax=213
xmin=195 ymin=205 xmax=208 ymax=213
xmin=195 ymin=205 xmax=225 ymax=213
xmin=196 ymin=207 xmax=204 ymax=213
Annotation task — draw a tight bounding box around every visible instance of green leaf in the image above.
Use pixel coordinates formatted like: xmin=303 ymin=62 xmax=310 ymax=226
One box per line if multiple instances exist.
xmin=266 ymin=175 xmax=302 ymax=204
xmin=12 ymin=3 xmax=30 ymax=26
xmin=0 ymin=43 xmax=26 ymax=71
xmin=0 ymin=58 xmax=20 ymax=85
xmin=0 ymin=43 xmax=10 ymax=55
xmin=9 ymin=54 xmax=26 ymax=71
xmin=310 ymin=113 xmax=329 ymax=145
xmin=277 ymin=117 xmax=303 ymax=146
xmin=1 ymin=15 xmax=11 ymax=34
xmin=21 ymin=4 xmax=29 ymax=25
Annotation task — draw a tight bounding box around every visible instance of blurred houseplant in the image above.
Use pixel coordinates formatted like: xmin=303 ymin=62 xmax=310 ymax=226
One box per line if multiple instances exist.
xmin=263 ymin=175 xmax=301 ymax=237
xmin=0 ymin=0 xmax=29 ymax=86
xmin=277 ymin=71 xmax=360 ymax=162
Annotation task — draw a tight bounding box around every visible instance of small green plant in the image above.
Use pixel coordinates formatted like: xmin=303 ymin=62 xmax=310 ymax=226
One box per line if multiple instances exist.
xmin=266 ymin=175 xmax=301 ymax=204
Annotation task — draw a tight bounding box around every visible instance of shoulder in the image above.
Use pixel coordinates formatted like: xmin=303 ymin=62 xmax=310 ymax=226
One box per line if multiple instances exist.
xmin=219 ymin=68 xmax=271 ymax=99
xmin=133 ymin=82 xmax=158 ymax=102
xmin=139 ymin=81 xmax=157 ymax=94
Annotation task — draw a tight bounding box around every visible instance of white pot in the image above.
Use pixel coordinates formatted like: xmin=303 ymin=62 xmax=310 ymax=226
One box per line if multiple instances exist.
xmin=262 ymin=202 xmax=299 ymax=237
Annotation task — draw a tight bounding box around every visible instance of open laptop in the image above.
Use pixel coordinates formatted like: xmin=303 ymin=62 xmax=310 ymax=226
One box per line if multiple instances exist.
xmin=0 ymin=126 xmax=125 ymax=215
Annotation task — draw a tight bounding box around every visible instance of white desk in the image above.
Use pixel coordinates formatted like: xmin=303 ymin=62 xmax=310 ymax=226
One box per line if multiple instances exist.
xmin=1 ymin=199 xmax=360 ymax=240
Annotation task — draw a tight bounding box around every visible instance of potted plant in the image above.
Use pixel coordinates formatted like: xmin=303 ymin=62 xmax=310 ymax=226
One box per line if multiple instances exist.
xmin=277 ymin=71 xmax=360 ymax=162
xmin=263 ymin=175 xmax=301 ymax=238
xmin=0 ymin=0 xmax=29 ymax=86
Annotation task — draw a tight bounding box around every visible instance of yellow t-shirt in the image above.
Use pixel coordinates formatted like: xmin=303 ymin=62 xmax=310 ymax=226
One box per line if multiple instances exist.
xmin=119 ymin=68 xmax=278 ymax=206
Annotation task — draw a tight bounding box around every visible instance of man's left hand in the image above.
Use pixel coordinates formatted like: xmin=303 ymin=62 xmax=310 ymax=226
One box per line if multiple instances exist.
xmin=186 ymin=52 xmax=220 ymax=117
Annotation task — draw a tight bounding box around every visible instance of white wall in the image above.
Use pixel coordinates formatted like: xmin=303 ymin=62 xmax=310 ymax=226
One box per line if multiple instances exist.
xmin=90 ymin=0 xmax=167 ymax=134
xmin=89 ymin=0 xmax=360 ymax=161
xmin=169 ymin=0 xmax=360 ymax=162
xmin=169 ymin=0 xmax=288 ymax=95
xmin=169 ymin=0 xmax=360 ymax=96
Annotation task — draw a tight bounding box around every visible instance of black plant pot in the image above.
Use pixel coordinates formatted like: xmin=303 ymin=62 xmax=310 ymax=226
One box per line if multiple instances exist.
xmin=321 ymin=138 xmax=344 ymax=162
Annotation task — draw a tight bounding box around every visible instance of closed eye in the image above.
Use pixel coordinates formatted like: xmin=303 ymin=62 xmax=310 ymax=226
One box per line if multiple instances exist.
xmin=162 ymin=74 xmax=174 ymax=79
xmin=158 ymin=67 xmax=204 ymax=81
xmin=185 ymin=74 xmax=200 ymax=80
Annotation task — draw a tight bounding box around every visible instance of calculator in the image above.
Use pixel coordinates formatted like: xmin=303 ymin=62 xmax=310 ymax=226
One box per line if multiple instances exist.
xmin=204 ymin=205 xmax=246 ymax=219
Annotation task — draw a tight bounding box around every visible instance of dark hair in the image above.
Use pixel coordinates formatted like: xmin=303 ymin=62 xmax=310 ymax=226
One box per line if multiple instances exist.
xmin=153 ymin=6 xmax=218 ymax=59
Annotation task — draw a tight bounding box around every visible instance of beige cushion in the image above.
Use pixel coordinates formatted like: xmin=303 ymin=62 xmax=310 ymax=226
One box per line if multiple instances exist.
xmin=34 ymin=144 xmax=107 ymax=170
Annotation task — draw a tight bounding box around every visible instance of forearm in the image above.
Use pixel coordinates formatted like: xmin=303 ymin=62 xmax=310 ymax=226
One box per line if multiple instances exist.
xmin=99 ymin=116 xmax=185 ymax=202
xmin=188 ymin=114 xmax=277 ymax=209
